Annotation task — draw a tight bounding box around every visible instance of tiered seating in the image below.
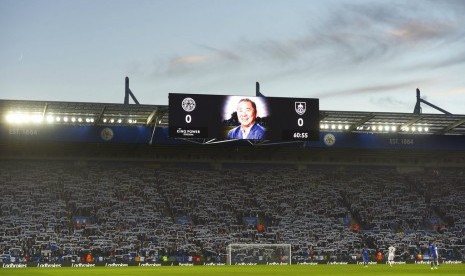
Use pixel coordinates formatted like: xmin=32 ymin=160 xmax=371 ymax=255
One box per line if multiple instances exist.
xmin=0 ymin=161 xmax=463 ymax=263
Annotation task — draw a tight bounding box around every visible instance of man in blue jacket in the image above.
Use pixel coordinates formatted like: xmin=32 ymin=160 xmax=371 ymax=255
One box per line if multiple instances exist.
xmin=227 ymin=98 xmax=266 ymax=140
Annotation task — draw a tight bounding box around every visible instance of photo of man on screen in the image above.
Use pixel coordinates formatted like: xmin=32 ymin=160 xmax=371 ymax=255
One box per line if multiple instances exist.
xmin=227 ymin=98 xmax=267 ymax=140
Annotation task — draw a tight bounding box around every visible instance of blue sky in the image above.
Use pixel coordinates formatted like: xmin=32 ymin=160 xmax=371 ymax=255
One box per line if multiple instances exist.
xmin=1 ymin=0 xmax=465 ymax=114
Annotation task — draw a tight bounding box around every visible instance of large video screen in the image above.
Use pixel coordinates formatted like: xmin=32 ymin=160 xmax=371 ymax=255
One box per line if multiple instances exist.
xmin=168 ymin=93 xmax=319 ymax=141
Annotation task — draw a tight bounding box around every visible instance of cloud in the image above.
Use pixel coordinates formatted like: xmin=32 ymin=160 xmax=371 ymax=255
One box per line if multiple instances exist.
xmin=316 ymin=79 xmax=427 ymax=98
xmin=315 ymin=2 xmax=464 ymax=64
xmin=427 ymin=51 xmax=465 ymax=68
xmin=388 ymin=21 xmax=458 ymax=43
xmin=398 ymin=49 xmax=465 ymax=72
xmin=171 ymin=55 xmax=208 ymax=65
xmin=242 ymin=2 xmax=462 ymax=69
xmin=442 ymin=88 xmax=465 ymax=95
xmin=369 ymin=96 xmax=411 ymax=110
xmin=158 ymin=55 xmax=209 ymax=76
xmin=148 ymin=0 xmax=465 ymax=86
xmin=195 ymin=44 xmax=242 ymax=62
xmin=156 ymin=47 xmax=243 ymax=77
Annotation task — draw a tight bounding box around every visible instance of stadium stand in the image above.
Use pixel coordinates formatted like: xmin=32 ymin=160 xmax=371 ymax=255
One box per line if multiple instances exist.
xmin=1 ymin=160 xmax=463 ymax=264
xmin=1 ymin=97 xmax=464 ymax=265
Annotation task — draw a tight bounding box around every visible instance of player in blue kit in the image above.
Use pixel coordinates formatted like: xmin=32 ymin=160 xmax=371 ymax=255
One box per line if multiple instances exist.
xmin=361 ymin=246 xmax=369 ymax=267
xmin=429 ymin=241 xmax=439 ymax=270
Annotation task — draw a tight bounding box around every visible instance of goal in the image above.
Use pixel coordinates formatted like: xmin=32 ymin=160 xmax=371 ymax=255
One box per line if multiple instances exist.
xmin=226 ymin=243 xmax=291 ymax=265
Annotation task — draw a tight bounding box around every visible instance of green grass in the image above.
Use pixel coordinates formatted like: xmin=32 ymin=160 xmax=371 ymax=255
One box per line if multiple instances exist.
xmin=2 ymin=264 xmax=465 ymax=276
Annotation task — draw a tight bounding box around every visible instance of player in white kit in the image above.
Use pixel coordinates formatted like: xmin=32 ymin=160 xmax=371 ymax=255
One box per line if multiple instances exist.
xmin=387 ymin=245 xmax=396 ymax=267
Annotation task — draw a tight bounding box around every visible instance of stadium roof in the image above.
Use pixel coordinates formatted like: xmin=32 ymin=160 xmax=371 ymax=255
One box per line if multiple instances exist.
xmin=1 ymin=99 xmax=465 ymax=135
xmin=0 ymin=99 xmax=168 ymax=127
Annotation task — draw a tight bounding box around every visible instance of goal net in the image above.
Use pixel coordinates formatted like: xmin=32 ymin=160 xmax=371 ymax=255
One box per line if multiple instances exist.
xmin=226 ymin=243 xmax=291 ymax=265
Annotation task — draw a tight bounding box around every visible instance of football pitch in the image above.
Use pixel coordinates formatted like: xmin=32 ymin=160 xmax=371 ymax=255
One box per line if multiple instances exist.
xmin=3 ymin=265 xmax=465 ymax=276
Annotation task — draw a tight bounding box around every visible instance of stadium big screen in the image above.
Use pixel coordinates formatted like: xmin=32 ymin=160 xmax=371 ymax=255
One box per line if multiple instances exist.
xmin=169 ymin=93 xmax=319 ymax=141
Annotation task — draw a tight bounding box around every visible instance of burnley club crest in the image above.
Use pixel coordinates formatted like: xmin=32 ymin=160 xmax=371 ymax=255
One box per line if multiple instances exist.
xmin=295 ymin=102 xmax=306 ymax=115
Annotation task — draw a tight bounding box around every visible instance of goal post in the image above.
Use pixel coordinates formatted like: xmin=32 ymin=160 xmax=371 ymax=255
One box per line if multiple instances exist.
xmin=226 ymin=243 xmax=291 ymax=265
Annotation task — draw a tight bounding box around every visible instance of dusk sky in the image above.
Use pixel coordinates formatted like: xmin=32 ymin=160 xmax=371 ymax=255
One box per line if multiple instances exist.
xmin=1 ymin=0 xmax=465 ymax=114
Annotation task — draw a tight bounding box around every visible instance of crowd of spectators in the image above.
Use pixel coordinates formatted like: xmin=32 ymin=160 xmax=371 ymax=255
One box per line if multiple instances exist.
xmin=0 ymin=160 xmax=463 ymax=263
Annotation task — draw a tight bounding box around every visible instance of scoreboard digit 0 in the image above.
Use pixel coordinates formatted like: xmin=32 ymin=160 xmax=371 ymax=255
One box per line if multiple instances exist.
xmin=169 ymin=93 xmax=319 ymax=141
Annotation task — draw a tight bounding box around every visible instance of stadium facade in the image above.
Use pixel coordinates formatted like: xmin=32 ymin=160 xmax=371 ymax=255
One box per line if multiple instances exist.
xmin=1 ymin=99 xmax=465 ymax=165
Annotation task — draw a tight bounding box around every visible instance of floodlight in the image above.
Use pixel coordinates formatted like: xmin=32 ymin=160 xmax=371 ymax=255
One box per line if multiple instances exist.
xmin=46 ymin=115 xmax=54 ymax=123
xmin=31 ymin=114 xmax=42 ymax=123
xmin=7 ymin=113 xmax=23 ymax=124
xmin=331 ymin=124 xmax=336 ymax=129
xmin=411 ymin=126 xmax=416 ymax=132
xmin=103 ymin=118 xmax=107 ymax=123
xmin=63 ymin=117 xmax=69 ymax=122
xmin=5 ymin=113 xmax=14 ymax=123
xmin=391 ymin=126 xmax=397 ymax=131
xmin=11 ymin=113 xmax=19 ymax=123
xmin=378 ymin=125 xmax=383 ymax=131
xmin=344 ymin=125 xmax=350 ymax=130
xmin=71 ymin=117 xmax=76 ymax=122
xmin=78 ymin=118 xmax=83 ymax=122
xmin=117 ymin=119 xmax=122 ymax=123
xmin=337 ymin=124 xmax=342 ymax=130
xmin=425 ymin=127 xmax=429 ymax=132
xmin=110 ymin=119 xmax=114 ymax=123
xmin=418 ymin=127 xmax=423 ymax=132
xmin=56 ymin=117 xmax=61 ymax=122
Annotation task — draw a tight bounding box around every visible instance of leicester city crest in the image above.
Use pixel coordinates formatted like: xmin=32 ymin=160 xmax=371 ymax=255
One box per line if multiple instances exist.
xmin=323 ymin=133 xmax=336 ymax=146
xmin=295 ymin=102 xmax=306 ymax=115
xmin=182 ymin=97 xmax=196 ymax=112
xmin=101 ymin=127 xmax=114 ymax=141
